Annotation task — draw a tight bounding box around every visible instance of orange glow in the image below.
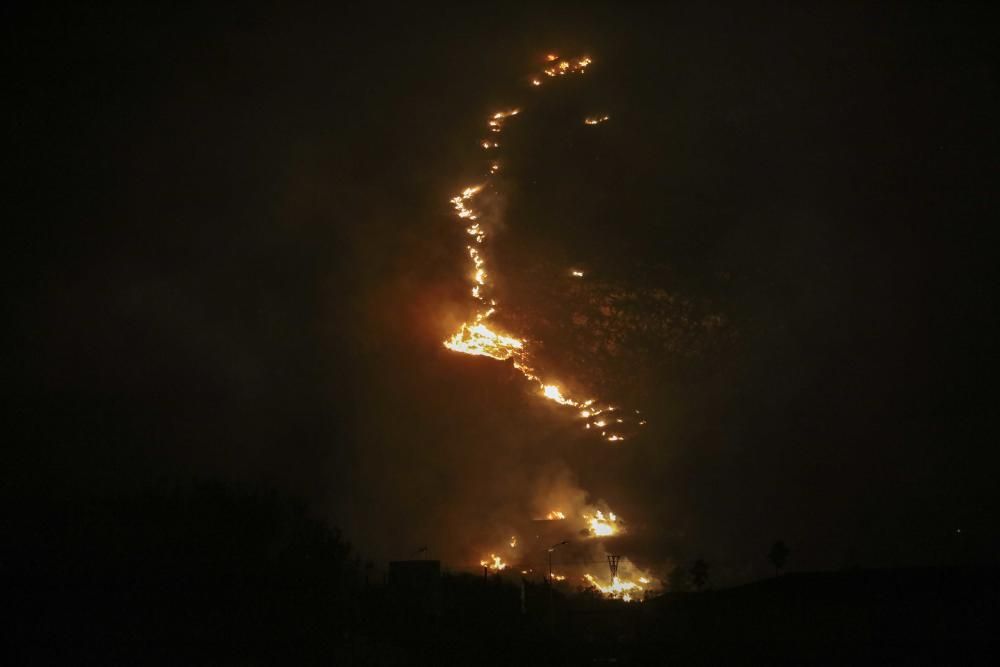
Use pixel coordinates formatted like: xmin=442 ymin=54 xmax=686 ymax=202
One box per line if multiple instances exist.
xmin=443 ymin=55 xmax=638 ymax=445
xmin=481 ymin=554 xmax=507 ymax=571
xmin=583 ymin=574 xmax=643 ymax=602
xmin=448 ymin=52 xmax=656 ymax=605
xmin=584 ymin=510 xmax=620 ymax=537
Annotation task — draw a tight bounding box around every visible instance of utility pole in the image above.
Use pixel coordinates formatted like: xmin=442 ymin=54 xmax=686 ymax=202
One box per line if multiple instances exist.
xmin=607 ymin=554 xmax=621 ymax=579
xmin=548 ymin=540 xmax=569 ymax=582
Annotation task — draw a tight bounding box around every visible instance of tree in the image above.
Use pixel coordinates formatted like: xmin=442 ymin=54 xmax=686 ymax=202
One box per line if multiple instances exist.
xmin=690 ymin=558 xmax=709 ymax=591
xmin=769 ymin=540 xmax=790 ymax=576
xmin=667 ymin=564 xmax=690 ymax=592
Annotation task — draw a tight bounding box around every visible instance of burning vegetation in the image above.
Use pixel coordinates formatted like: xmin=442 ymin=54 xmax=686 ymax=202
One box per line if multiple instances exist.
xmin=441 ymin=53 xmax=659 ymax=600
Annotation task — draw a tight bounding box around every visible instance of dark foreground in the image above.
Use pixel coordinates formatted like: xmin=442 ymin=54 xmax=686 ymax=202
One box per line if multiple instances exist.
xmin=5 ymin=486 xmax=998 ymax=665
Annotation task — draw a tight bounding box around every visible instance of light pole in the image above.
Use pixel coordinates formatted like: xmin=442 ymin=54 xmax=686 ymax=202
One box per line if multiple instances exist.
xmin=547 ymin=540 xmax=569 ymax=583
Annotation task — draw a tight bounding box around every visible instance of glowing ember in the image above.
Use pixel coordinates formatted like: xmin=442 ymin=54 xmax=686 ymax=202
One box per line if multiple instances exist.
xmin=584 ymin=115 xmax=610 ymax=125
xmin=570 ymin=269 xmax=584 ymax=277
xmin=541 ymin=55 xmax=592 ymax=78
xmin=509 ymin=536 xmax=517 ymax=548
xmin=481 ymin=554 xmax=507 ymax=571
xmin=546 ymin=510 xmax=566 ymax=520
xmin=552 ymin=574 xmax=567 ymax=581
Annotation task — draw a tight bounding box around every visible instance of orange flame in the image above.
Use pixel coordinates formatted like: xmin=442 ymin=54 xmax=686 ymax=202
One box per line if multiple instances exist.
xmin=583 ymin=574 xmax=643 ymax=602
xmin=584 ymin=510 xmax=620 ymax=537
xmin=442 ymin=55 xmax=636 ymax=443
xmin=481 ymin=554 xmax=507 ymax=571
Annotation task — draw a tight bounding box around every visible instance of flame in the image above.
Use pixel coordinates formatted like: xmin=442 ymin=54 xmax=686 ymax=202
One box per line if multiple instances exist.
xmin=443 ymin=55 xmax=639 ymax=441
xmin=583 ymin=574 xmax=644 ymax=602
xmin=542 ymin=384 xmax=578 ymax=406
xmin=584 ymin=510 xmax=620 ymax=537
xmin=542 ymin=55 xmax=592 ymax=78
xmin=449 ymin=53 xmax=656 ymax=585
xmin=481 ymin=554 xmax=507 ymax=571
xmin=444 ymin=323 xmax=524 ymax=361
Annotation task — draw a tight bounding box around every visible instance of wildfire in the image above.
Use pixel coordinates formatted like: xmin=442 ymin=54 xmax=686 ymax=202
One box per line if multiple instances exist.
xmin=584 ymin=510 xmax=621 ymax=537
xmin=444 ymin=323 xmax=524 ymax=361
xmin=542 ymin=55 xmax=592 ymax=78
xmin=481 ymin=554 xmax=507 ymax=571
xmin=583 ymin=574 xmax=644 ymax=602
xmin=542 ymin=384 xmax=578 ymax=406
xmin=446 ymin=51 xmax=654 ymax=595
xmin=488 ymin=108 xmax=520 ymax=133
xmin=441 ymin=53 xmax=637 ymax=442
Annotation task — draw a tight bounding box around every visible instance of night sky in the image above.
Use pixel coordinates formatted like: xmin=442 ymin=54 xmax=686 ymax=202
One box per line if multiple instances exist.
xmin=7 ymin=3 xmax=997 ymax=585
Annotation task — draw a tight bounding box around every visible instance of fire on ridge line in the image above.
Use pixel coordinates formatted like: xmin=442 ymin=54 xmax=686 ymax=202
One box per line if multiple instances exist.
xmin=441 ymin=54 xmax=636 ymax=443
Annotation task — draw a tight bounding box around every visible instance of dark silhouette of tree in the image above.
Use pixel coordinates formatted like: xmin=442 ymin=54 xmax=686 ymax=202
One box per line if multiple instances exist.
xmin=769 ymin=540 xmax=790 ymax=576
xmin=667 ymin=564 xmax=691 ymax=592
xmin=690 ymin=557 xmax=709 ymax=591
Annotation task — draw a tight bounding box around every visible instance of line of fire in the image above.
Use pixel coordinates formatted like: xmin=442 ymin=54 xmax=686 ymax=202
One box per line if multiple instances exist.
xmin=440 ymin=54 xmax=654 ymax=600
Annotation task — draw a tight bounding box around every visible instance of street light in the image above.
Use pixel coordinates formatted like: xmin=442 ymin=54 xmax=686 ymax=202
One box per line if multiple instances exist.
xmin=547 ymin=540 xmax=569 ymax=583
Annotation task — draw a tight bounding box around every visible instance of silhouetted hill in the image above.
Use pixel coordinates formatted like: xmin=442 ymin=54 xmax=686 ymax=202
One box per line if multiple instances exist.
xmin=5 ymin=485 xmax=998 ymax=664
xmin=641 ymin=567 xmax=1000 ymax=663
xmin=3 ymin=482 xmax=361 ymax=664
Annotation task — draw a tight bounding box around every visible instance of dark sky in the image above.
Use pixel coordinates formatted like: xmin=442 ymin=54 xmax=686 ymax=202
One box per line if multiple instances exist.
xmin=6 ymin=2 xmax=997 ymax=584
